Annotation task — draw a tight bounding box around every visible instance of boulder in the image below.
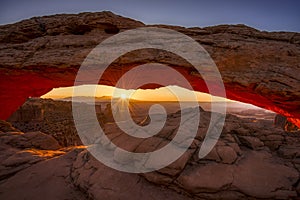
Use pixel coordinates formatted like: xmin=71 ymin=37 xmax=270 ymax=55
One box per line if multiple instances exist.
xmin=216 ymin=145 xmax=237 ymax=164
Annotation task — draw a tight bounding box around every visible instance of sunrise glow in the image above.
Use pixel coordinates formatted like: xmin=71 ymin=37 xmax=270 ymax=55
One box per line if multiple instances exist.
xmin=41 ymin=85 xmax=233 ymax=102
xmin=120 ymin=94 xmax=127 ymax=99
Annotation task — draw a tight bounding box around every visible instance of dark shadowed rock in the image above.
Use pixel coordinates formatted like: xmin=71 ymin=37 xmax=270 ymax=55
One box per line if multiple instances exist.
xmin=0 ymin=130 xmax=61 ymax=150
xmin=232 ymin=151 xmax=298 ymax=199
xmin=0 ymin=148 xmax=86 ymax=200
xmin=278 ymin=144 xmax=300 ymax=159
xmin=216 ymin=145 xmax=237 ymax=164
xmin=71 ymin=149 xmax=194 ymax=200
xmin=23 ymin=131 xmax=61 ymax=150
xmin=0 ymin=120 xmax=19 ymax=132
xmin=177 ymin=163 xmax=234 ymax=193
xmin=238 ymin=135 xmax=264 ymax=150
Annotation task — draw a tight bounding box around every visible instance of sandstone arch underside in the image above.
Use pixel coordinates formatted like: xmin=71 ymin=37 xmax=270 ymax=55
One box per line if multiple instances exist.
xmin=0 ymin=12 xmax=299 ymax=127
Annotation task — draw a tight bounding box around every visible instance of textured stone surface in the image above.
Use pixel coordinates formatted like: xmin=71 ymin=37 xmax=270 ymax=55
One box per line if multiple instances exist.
xmin=0 ymin=130 xmax=61 ymax=150
xmin=8 ymin=98 xmax=106 ymax=146
xmin=0 ymin=149 xmax=86 ymax=200
xmin=1 ymin=103 xmax=300 ymax=199
xmin=238 ymin=135 xmax=264 ymax=150
xmin=216 ymin=145 xmax=237 ymax=164
xmin=0 ymin=11 xmax=299 ymax=127
xmin=232 ymin=151 xmax=299 ymax=198
xmin=71 ymin=150 xmax=194 ymax=200
xmin=177 ymin=163 xmax=234 ymax=193
xmin=0 ymin=123 xmax=194 ymax=199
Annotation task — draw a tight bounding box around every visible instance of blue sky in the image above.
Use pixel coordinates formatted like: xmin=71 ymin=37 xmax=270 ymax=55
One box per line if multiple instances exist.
xmin=0 ymin=0 xmax=299 ymax=31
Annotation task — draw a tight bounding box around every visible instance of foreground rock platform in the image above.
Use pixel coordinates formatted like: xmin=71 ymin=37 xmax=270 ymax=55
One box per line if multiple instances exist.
xmin=1 ymin=104 xmax=300 ymax=199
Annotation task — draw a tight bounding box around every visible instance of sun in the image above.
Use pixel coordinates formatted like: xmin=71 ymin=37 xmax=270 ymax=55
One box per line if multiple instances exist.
xmin=120 ymin=93 xmax=127 ymax=99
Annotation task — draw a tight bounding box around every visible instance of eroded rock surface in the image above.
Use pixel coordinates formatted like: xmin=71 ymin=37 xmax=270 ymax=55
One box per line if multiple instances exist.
xmin=0 ymin=11 xmax=299 ymax=127
xmin=1 ymin=103 xmax=300 ymax=199
xmin=8 ymin=98 xmax=106 ymax=146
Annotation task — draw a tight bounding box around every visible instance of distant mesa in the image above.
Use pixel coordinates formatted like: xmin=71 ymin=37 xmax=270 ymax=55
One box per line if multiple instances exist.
xmin=61 ymin=96 xmax=113 ymax=102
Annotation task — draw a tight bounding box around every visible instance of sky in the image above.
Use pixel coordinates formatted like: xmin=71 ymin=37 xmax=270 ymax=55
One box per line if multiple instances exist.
xmin=0 ymin=0 xmax=299 ymax=32
xmin=41 ymin=85 xmax=232 ymax=102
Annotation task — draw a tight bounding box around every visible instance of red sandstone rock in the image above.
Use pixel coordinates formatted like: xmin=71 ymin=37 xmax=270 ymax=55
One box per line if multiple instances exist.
xmin=1 ymin=105 xmax=300 ymax=199
xmin=0 ymin=11 xmax=299 ymax=127
xmin=177 ymin=163 xmax=234 ymax=193
xmin=0 ymin=129 xmax=61 ymax=150
xmin=232 ymin=151 xmax=298 ymax=198
xmin=216 ymin=145 xmax=237 ymax=164
xmin=238 ymin=135 xmax=264 ymax=150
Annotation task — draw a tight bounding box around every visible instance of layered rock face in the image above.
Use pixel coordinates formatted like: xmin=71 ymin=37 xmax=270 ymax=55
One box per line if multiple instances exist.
xmin=0 ymin=104 xmax=300 ymax=199
xmin=0 ymin=11 xmax=299 ymax=127
xmin=8 ymin=98 xmax=106 ymax=146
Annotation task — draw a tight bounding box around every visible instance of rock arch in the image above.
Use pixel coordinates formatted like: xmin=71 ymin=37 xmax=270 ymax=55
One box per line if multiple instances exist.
xmin=0 ymin=11 xmax=299 ymax=127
